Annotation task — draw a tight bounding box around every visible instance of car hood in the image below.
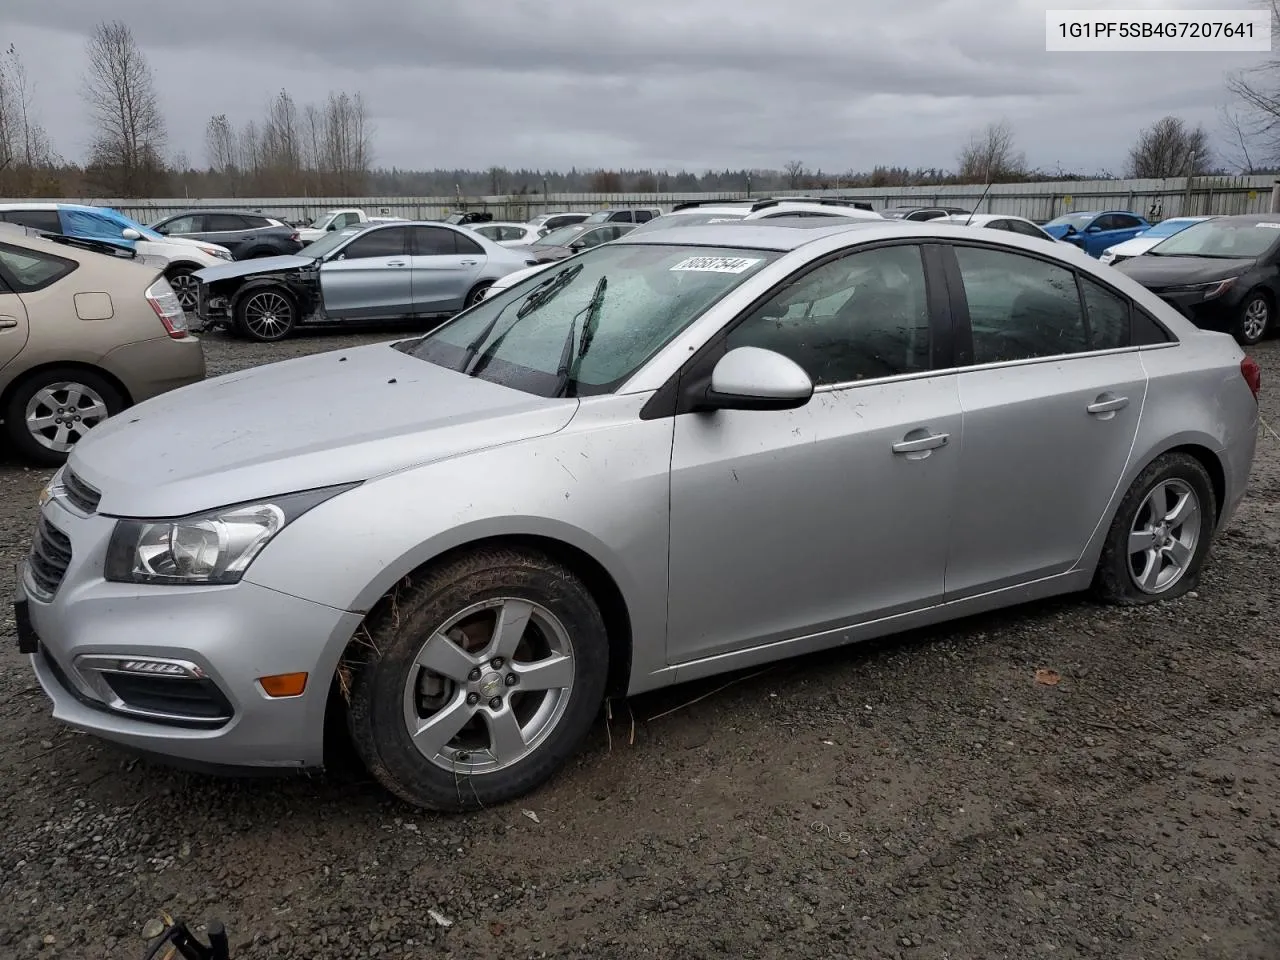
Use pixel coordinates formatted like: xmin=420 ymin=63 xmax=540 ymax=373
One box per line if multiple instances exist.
xmin=68 ymin=342 xmax=577 ymax=517
xmin=1105 ymin=236 xmax=1161 ymax=257
xmin=164 ymin=235 xmax=227 ymax=251
xmin=1114 ymin=255 xmax=1256 ymax=288
xmin=194 ymin=254 xmax=315 ymax=283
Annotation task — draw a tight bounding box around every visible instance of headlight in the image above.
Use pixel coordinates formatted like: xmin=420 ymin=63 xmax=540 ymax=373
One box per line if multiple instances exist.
xmin=199 ymin=245 xmax=233 ymax=260
xmin=105 ymin=484 xmax=357 ymax=585
xmin=1162 ymin=277 xmax=1239 ymax=299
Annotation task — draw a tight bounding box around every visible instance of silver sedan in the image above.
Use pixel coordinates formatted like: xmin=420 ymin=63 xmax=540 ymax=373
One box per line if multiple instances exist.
xmin=19 ymin=218 xmax=1260 ymax=811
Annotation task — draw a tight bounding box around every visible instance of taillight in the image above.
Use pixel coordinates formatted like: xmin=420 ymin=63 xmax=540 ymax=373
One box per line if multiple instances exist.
xmin=289 ymin=231 xmax=300 ymax=243
xmin=145 ymin=279 xmax=189 ymax=339
xmin=1241 ymin=355 xmax=1261 ymax=401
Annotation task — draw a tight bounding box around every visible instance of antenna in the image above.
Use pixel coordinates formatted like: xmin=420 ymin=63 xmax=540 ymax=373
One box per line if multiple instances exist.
xmin=965 ymin=168 xmax=994 ymax=226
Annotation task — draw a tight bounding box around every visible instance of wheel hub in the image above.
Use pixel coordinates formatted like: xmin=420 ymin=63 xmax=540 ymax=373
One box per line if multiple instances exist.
xmin=477 ymin=671 xmax=504 ymax=700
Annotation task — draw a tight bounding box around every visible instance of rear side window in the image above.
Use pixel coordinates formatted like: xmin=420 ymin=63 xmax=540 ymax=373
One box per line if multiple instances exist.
xmin=454 ymin=230 xmax=484 ymax=256
xmin=953 ymin=245 xmax=1089 ymax=363
xmin=1079 ymin=277 xmax=1131 ymax=350
xmin=242 ymin=215 xmax=271 ymax=228
xmin=206 ymin=214 xmax=248 ymax=231
xmin=3 ymin=210 xmax=62 ymax=233
xmin=0 ymin=242 xmax=77 ymax=291
xmin=411 ymin=226 xmax=457 ymax=256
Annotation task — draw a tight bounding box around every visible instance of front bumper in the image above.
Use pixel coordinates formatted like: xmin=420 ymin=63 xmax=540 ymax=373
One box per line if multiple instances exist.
xmin=1152 ymin=289 xmax=1241 ymax=333
xmin=18 ymin=496 xmax=362 ymax=769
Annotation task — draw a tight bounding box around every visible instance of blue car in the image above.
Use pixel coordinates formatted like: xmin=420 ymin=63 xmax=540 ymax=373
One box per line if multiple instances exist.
xmin=1041 ymin=210 xmax=1151 ymax=258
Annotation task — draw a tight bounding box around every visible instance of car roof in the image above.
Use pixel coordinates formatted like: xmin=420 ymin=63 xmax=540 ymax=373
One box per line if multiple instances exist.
xmin=619 ymin=218 xmax=903 ymax=251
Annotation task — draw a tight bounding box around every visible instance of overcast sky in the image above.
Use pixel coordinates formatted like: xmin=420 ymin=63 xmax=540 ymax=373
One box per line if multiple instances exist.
xmin=3 ymin=0 xmax=1272 ymax=174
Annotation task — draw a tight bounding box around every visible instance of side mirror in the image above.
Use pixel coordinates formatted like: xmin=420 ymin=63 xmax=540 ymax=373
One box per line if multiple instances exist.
xmin=121 ymin=227 xmax=141 ymax=241
xmin=1064 ymin=225 xmax=1077 ymax=236
xmin=326 ymin=222 xmax=338 ymax=231
xmin=1085 ymin=225 xmax=1102 ymax=234
xmin=698 ymin=347 xmax=813 ymax=412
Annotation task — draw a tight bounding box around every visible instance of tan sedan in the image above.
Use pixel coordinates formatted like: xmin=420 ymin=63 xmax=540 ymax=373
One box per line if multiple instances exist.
xmin=0 ymin=227 xmax=206 ymax=464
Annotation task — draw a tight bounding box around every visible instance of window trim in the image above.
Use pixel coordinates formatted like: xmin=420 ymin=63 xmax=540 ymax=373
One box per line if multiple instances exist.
xmin=639 ymin=239 xmax=957 ymax=420
xmin=937 ymin=238 xmax=1178 ymax=372
xmin=0 ymin=241 xmax=78 ymax=292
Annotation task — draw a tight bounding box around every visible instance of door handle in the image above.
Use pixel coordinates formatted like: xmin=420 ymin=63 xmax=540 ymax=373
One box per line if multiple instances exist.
xmin=460 ymin=259 xmax=479 ymax=266
xmin=0 ymin=318 xmax=17 ymax=329
xmin=387 ymin=260 xmax=407 ymax=267
xmin=1087 ymin=394 xmax=1129 ymax=416
xmin=892 ymin=432 xmax=950 ymax=455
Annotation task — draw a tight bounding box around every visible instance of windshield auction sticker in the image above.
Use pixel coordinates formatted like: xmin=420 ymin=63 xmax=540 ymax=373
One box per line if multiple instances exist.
xmin=670 ymin=256 xmax=763 ymax=274
xmin=1046 ymin=9 xmax=1270 ymax=51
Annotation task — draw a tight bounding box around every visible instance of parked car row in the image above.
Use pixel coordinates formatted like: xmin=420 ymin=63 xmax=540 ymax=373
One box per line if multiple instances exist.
xmin=15 ymin=213 xmax=1261 ymax=815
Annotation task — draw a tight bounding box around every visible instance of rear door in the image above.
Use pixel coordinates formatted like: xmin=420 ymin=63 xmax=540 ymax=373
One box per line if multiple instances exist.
xmin=320 ymin=226 xmax=412 ymax=319
xmin=939 ymin=240 xmax=1149 ymax=598
xmin=408 ymin=226 xmax=485 ymax=314
xmin=203 ymin=214 xmax=257 ymax=256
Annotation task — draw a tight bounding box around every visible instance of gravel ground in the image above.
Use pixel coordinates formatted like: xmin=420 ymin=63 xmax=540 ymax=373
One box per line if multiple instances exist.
xmin=2 ymin=329 xmax=1279 ymax=960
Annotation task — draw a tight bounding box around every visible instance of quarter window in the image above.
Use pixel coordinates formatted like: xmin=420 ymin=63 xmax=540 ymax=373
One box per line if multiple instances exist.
xmin=454 ymin=230 xmax=484 ymax=256
xmin=1080 ymin=277 xmax=1131 ymax=350
xmin=953 ymin=246 xmax=1089 ymax=363
xmin=0 ymin=243 xmax=76 ymax=291
xmin=725 ymin=244 xmax=932 ymax=385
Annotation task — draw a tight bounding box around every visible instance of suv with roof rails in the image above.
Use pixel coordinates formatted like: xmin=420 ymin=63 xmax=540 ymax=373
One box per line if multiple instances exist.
xmin=581 ymin=207 xmax=662 ymax=224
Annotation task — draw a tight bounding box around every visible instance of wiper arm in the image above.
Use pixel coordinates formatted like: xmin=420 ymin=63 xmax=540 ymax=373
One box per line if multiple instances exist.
xmin=456 ymin=265 xmax=580 ymax=374
xmin=552 ymin=275 xmax=607 ymax=399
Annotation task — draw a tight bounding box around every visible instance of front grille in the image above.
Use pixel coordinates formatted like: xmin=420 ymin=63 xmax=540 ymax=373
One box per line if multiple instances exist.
xmin=62 ymin=469 xmax=100 ymax=514
xmin=28 ymin=517 xmax=72 ymax=598
xmin=101 ymin=673 xmax=234 ymax=726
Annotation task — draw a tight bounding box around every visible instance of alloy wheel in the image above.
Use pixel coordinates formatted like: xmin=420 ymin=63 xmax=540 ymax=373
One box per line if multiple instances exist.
xmin=242 ymin=291 xmax=293 ymax=339
xmin=169 ymin=273 xmax=199 ymax=312
xmin=1127 ymin=478 xmax=1201 ymax=594
xmin=1243 ymin=297 xmax=1269 ymax=342
xmin=24 ymin=382 xmax=110 ymax=453
xmin=402 ymin=597 xmax=576 ymax=775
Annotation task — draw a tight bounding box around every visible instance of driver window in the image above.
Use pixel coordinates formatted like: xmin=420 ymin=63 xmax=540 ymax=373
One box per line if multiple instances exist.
xmin=725 ymin=244 xmax=932 ymax=385
xmin=337 ymin=227 xmax=407 ymax=260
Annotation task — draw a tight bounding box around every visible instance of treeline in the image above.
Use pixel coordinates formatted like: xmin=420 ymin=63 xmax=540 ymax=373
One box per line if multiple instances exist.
xmin=4 ymin=15 xmax=1280 ymax=200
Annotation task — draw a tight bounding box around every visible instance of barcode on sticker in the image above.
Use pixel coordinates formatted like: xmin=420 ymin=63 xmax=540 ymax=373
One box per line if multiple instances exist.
xmin=1255 ymin=222 xmax=1280 ymax=229
xmin=670 ymin=256 xmax=762 ymax=274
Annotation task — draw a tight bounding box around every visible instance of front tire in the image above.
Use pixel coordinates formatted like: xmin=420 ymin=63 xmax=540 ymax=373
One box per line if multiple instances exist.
xmin=1234 ymin=291 xmax=1271 ymax=345
xmin=3 ymin=367 xmax=125 ymax=465
xmin=234 ymin=287 xmax=297 ymax=342
xmin=464 ymin=282 xmax=493 ymax=309
xmin=1093 ymin=452 xmax=1217 ymax=605
xmin=165 ymin=266 xmax=199 ymax=312
xmin=347 ymin=547 xmax=609 ymax=811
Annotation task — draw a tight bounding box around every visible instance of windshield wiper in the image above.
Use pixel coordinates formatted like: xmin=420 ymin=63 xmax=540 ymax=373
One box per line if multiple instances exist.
xmin=455 ymin=265 xmax=582 ymax=374
xmin=552 ymin=275 xmax=608 ymax=399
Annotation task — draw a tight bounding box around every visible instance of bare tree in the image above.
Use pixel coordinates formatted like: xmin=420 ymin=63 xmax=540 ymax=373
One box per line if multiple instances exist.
xmin=0 ymin=44 xmax=59 ymax=195
xmin=957 ymin=120 xmax=1026 ymax=182
xmin=1219 ymin=106 xmax=1258 ymax=174
xmin=204 ymin=114 xmax=237 ymax=176
xmin=783 ymin=159 xmax=806 ymax=189
xmin=260 ymin=89 xmax=302 ymax=192
xmin=80 ymin=20 xmax=167 ymax=196
xmin=1126 ymin=116 xmax=1212 ymax=178
xmin=321 ymin=91 xmax=372 ymax=194
xmin=1227 ymin=0 xmax=1280 ymax=161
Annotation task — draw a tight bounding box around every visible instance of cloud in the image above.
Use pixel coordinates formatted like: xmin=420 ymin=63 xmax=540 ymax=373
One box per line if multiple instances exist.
xmin=3 ymin=0 xmax=1268 ymax=174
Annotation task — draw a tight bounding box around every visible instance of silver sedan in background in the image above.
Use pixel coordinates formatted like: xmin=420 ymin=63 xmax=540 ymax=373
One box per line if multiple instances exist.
xmin=19 ymin=218 xmax=1260 ymax=812
xmin=192 ymin=220 xmax=537 ymax=341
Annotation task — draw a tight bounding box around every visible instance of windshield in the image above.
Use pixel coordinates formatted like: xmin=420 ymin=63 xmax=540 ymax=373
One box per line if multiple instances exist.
xmin=1045 ymin=213 xmax=1096 ymax=230
xmin=1147 ymin=220 xmax=1280 ymax=258
xmin=582 ymin=211 xmax=613 ymax=224
xmin=533 ymin=224 xmax=588 ymax=247
xmin=307 ymin=211 xmax=338 ymax=229
xmin=1141 ymin=218 xmax=1204 ymax=239
xmin=300 ymin=227 xmax=364 ymax=258
xmin=629 ymin=212 xmax=749 ymax=236
xmin=401 ymin=243 xmax=781 ymax=397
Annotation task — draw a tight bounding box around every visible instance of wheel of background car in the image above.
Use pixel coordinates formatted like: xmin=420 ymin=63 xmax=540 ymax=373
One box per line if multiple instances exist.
xmin=3 ymin=367 xmax=125 ymax=466
xmin=1092 ymin=452 xmax=1216 ymax=606
xmin=345 ymin=545 xmax=609 ymax=811
xmin=234 ymin=287 xmax=297 ymax=342
xmin=1235 ymin=291 xmax=1270 ymax=345
xmin=464 ymin=281 xmax=493 ymax=308
xmin=165 ymin=266 xmax=199 ymax=312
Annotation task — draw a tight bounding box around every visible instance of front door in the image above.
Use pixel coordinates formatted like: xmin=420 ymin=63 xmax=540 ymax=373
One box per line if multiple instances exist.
xmin=940 ymin=241 xmax=1148 ymax=598
xmin=320 ymin=226 xmax=412 ymax=319
xmin=408 ymin=226 xmax=485 ymax=314
xmin=666 ymin=242 xmax=961 ymax=664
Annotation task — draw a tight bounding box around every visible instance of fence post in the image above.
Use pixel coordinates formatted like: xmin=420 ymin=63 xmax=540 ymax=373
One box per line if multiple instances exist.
xmin=1270 ymin=180 xmax=1280 ymax=213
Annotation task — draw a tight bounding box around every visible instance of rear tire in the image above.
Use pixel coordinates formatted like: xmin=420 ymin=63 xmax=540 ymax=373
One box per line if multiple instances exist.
xmin=464 ymin=282 xmax=493 ymax=309
xmin=1093 ymin=452 xmax=1217 ymax=606
xmin=346 ymin=547 xmax=609 ymax=811
xmin=234 ymin=286 xmax=297 ymax=342
xmin=4 ymin=367 xmax=125 ymax=466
